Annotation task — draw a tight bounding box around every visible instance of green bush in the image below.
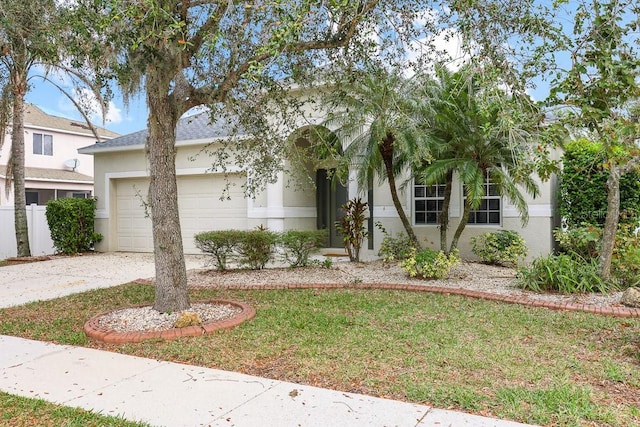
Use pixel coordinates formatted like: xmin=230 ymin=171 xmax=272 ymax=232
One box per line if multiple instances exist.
xmin=45 ymin=198 xmax=102 ymax=254
xmin=559 ymin=139 xmax=640 ymax=227
xmin=236 ymin=226 xmax=278 ymax=270
xmin=400 ymin=247 xmax=460 ymax=279
xmin=375 ymin=221 xmax=415 ymax=262
xmin=554 ymin=223 xmax=640 ymax=288
xmin=554 ymin=225 xmax=601 ymax=259
xmin=516 ymin=254 xmax=614 ymax=294
xmin=279 ymin=230 xmax=327 ymax=267
xmin=471 ymin=230 xmax=528 ymax=266
xmin=611 ymin=224 xmax=640 ymax=288
xmin=194 ymin=230 xmax=245 ymax=270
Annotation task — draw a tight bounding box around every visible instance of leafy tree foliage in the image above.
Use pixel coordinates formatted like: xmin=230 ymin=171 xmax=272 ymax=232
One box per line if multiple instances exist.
xmin=418 ymin=64 xmax=543 ymax=253
xmin=68 ymin=0 xmax=431 ymax=312
xmin=546 ymin=0 xmax=640 ymax=280
xmin=324 ymin=65 xmax=430 ymax=248
xmin=559 ymin=139 xmax=640 ymax=228
xmin=0 ymin=0 xmax=104 ymax=258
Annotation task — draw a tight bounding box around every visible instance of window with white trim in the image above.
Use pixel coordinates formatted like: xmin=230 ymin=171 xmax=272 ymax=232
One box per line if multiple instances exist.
xmin=414 ymin=181 xmax=445 ymax=225
xmin=33 ymin=133 xmax=53 ymax=156
xmin=465 ymin=172 xmax=501 ymax=225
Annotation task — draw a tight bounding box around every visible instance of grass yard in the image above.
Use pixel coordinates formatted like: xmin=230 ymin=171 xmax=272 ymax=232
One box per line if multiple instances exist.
xmin=0 ymin=391 xmax=149 ymax=426
xmin=0 ymin=283 xmax=639 ymax=426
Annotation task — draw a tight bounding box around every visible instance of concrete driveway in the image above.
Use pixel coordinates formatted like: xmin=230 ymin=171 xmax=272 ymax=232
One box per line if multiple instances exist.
xmin=0 ymin=252 xmax=208 ymax=308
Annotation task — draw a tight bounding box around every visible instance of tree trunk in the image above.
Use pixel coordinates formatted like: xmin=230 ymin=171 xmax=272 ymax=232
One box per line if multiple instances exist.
xmin=11 ymin=74 xmax=31 ymax=257
xmin=379 ymin=134 xmax=420 ymax=248
xmin=146 ymin=76 xmax=189 ymax=313
xmin=598 ymin=163 xmax=620 ymax=281
xmin=439 ymin=171 xmax=453 ymax=252
xmin=450 ymin=196 xmax=472 ymax=253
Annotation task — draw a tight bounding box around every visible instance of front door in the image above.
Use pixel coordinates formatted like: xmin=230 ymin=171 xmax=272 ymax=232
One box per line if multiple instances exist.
xmin=316 ymin=169 xmax=348 ymax=247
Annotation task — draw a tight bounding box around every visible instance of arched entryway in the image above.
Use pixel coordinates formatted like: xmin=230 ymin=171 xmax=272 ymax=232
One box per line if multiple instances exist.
xmin=291 ymin=126 xmax=348 ymax=248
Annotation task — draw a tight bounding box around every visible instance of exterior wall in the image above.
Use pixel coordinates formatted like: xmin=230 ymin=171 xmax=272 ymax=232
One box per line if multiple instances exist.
xmin=0 ymin=128 xmax=95 ymax=178
xmin=372 ymin=172 xmax=556 ymax=262
xmin=0 ymin=124 xmax=102 ymax=206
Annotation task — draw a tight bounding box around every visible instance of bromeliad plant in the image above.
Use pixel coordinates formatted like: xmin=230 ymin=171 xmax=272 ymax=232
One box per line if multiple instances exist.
xmin=336 ymin=198 xmax=368 ymax=262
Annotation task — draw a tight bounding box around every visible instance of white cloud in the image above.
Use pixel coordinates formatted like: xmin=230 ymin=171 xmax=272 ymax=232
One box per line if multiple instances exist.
xmin=57 ymin=87 xmax=123 ymax=125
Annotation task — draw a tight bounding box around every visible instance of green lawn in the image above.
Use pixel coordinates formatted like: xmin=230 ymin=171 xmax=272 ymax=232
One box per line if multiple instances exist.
xmin=0 ymin=391 xmax=148 ymax=426
xmin=0 ymin=283 xmax=639 ymax=426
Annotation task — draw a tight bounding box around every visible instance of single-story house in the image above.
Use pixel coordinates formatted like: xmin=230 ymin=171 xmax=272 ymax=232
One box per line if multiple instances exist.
xmin=79 ymin=104 xmax=558 ymax=260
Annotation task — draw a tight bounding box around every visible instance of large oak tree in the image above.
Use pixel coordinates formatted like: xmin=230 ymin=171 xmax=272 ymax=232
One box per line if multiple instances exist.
xmin=70 ymin=0 xmax=431 ymax=312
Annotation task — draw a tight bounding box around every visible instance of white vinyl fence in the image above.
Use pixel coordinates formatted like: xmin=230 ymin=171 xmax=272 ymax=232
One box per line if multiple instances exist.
xmin=0 ymin=205 xmax=55 ymax=259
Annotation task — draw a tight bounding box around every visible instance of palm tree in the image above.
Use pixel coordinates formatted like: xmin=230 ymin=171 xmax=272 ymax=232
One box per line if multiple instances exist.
xmin=324 ymin=65 xmax=430 ymax=248
xmin=418 ymin=64 xmax=541 ymax=253
xmin=0 ymin=0 xmax=104 ymax=257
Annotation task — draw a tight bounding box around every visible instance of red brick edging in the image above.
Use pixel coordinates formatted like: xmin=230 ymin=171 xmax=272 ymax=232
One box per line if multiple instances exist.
xmin=189 ymin=282 xmax=640 ymax=319
xmin=84 ymin=299 xmax=256 ymax=344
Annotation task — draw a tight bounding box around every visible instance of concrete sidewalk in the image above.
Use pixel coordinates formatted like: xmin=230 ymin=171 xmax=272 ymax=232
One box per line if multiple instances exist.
xmin=0 ymin=253 xmax=537 ymax=426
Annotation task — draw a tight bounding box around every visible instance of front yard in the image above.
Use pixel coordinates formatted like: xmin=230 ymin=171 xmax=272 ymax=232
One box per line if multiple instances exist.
xmin=0 ymin=281 xmax=638 ymax=426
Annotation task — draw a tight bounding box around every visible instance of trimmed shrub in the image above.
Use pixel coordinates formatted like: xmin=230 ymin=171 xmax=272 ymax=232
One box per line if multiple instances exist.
xmin=559 ymin=139 xmax=640 ymax=227
xmin=375 ymin=221 xmax=415 ymax=262
xmin=400 ymin=247 xmax=460 ymax=279
xmin=471 ymin=230 xmax=528 ymax=266
xmin=279 ymin=229 xmax=327 ymax=267
xmin=45 ymin=198 xmax=102 ymax=254
xmin=194 ymin=230 xmax=245 ymax=270
xmin=236 ymin=227 xmax=278 ymax=270
xmin=516 ymin=254 xmax=614 ymax=294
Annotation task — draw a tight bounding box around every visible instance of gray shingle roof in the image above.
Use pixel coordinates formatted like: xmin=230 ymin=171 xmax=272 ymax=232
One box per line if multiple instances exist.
xmin=25 ymin=104 xmax=119 ymax=139
xmin=0 ymin=166 xmax=93 ymax=183
xmin=78 ymin=111 xmax=248 ymax=154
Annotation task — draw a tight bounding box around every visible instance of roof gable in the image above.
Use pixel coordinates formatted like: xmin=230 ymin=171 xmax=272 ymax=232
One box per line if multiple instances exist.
xmin=25 ymin=104 xmax=119 ymax=139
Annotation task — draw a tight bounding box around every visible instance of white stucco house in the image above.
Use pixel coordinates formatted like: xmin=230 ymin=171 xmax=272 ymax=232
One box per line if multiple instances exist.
xmin=79 ymin=101 xmax=558 ymax=260
xmin=0 ymin=104 xmax=119 ymax=206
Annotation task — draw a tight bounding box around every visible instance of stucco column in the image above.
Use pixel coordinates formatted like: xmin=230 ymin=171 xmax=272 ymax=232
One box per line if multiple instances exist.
xmin=266 ymin=171 xmax=285 ymax=231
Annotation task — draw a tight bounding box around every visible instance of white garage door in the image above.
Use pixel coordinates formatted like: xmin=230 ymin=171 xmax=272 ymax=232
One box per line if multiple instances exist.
xmin=116 ymin=174 xmax=248 ymax=253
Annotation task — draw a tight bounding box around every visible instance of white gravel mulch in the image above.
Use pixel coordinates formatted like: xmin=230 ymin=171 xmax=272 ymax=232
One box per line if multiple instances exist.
xmin=186 ymin=259 xmax=625 ymax=308
xmin=100 ymin=259 xmax=626 ymax=334
xmin=97 ymin=302 xmax=242 ymax=333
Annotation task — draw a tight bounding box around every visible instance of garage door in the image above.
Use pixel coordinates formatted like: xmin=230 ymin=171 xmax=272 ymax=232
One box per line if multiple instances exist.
xmin=115 ymin=174 xmax=247 ymax=253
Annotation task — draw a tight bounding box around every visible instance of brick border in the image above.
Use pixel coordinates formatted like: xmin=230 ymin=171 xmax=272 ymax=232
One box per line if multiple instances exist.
xmin=189 ymin=282 xmax=640 ymax=318
xmin=84 ymin=299 xmax=256 ymax=344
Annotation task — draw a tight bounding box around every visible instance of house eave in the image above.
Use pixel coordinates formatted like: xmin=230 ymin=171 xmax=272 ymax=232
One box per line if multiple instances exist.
xmin=78 ymin=135 xmax=252 ymax=155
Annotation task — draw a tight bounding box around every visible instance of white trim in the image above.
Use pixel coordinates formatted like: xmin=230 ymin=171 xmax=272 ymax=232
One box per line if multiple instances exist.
xmin=247 ymin=206 xmax=316 ymax=219
xmin=503 ymin=204 xmax=553 ymax=218
xmin=79 ymin=135 xmax=253 ymax=155
xmin=26 ymin=124 xmax=114 ymax=140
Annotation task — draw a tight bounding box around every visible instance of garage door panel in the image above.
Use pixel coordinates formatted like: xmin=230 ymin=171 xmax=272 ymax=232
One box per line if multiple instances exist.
xmin=115 ymin=174 xmax=247 ymax=253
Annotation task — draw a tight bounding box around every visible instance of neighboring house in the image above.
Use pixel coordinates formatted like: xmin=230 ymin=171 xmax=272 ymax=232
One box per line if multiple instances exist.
xmin=80 ymin=107 xmax=557 ymax=260
xmin=0 ymin=104 xmax=119 ymax=206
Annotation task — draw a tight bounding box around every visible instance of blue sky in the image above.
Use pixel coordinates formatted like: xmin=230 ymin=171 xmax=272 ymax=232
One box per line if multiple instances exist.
xmin=25 ymin=77 xmax=148 ymax=137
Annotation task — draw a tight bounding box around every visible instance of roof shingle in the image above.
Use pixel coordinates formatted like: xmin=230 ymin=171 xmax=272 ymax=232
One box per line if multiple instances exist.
xmin=79 ymin=111 xmax=247 ymax=154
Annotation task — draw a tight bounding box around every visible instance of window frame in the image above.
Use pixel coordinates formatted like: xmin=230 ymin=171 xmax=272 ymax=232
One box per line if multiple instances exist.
xmin=464 ymin=171 xmax=502 ymax=226
xmin=413 ymin=180 xmax=446 ymax=225
xmin=33 ymin=133 xmax=53 ymax=156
